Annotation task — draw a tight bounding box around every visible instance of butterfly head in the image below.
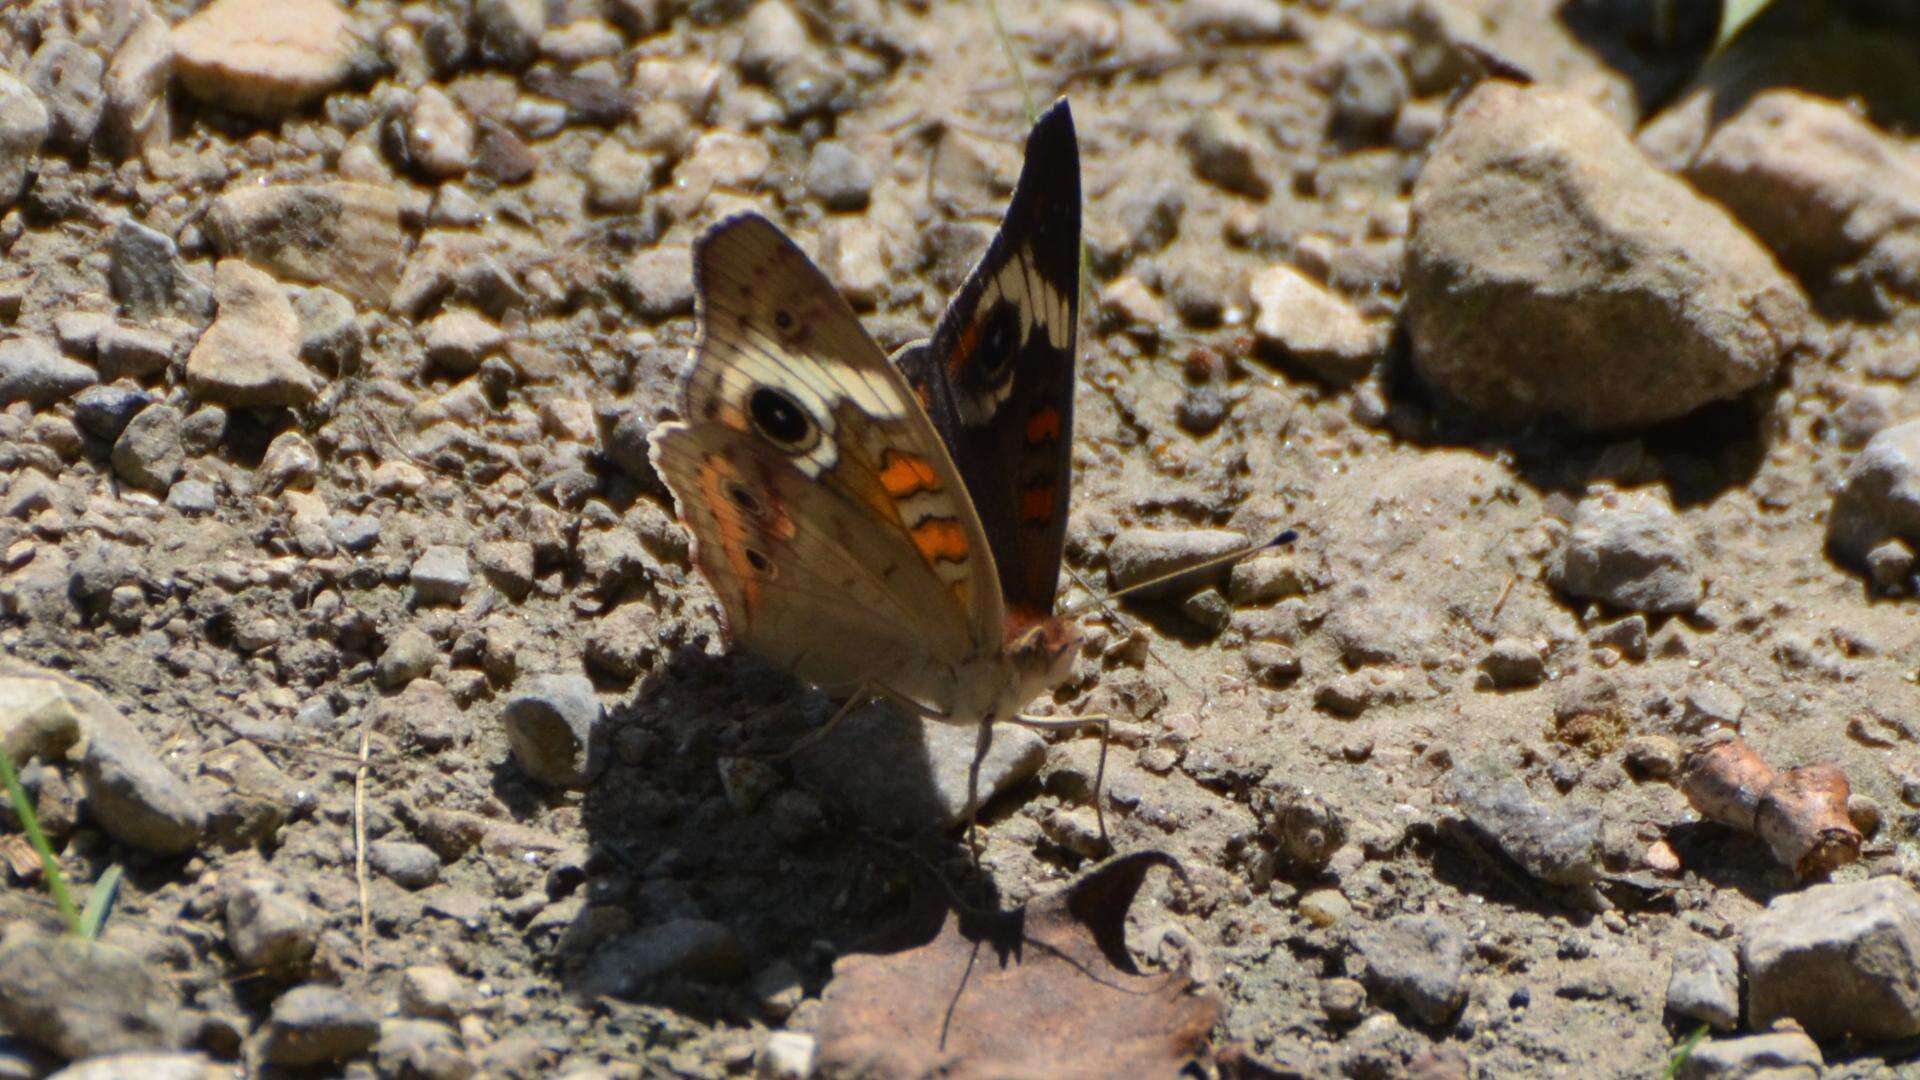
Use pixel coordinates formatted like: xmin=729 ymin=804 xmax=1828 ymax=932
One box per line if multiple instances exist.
xmin=1004 ymin=605 xmax=1081 ymax=705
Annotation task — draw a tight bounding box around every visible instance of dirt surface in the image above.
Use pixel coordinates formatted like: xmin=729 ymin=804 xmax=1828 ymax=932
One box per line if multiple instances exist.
xmin=4 ymin=0 xmax=1920 ymax=1077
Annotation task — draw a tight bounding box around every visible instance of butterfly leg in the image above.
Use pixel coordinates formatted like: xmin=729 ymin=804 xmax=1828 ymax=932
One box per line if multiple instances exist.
xmin=964 ymin=719 xmax=993 ymax=863
xmin=1008 ymin=712 xmax=1112 ymax=853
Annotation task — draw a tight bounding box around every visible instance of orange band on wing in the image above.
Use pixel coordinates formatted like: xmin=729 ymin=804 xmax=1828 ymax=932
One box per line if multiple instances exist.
xmin=695 ymin=456 xmax=761 ymax=616
xmin=1019 ymin=484 xmax=1055 ymax=526
xmin=948 ymin=318 xmax=983 ymax=375
xmin=909 ymin=517 xmax=969 ymax=564
xmin=877 ymin=450 xmax=940 ymax=499
xmin=1026 ymin=405 xmax=1062 ymax=444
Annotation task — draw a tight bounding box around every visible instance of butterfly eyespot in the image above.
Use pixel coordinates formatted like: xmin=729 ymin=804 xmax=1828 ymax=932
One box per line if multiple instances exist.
xmin=975 ymin=302 xmax=1020 ymax=382
xmin=728 ymin=484 xmax=762 ymax=514
xmin=745 ymin=549 xmax=774 ymax=574
xmin=748 ymin=386 xmax=815 ymax=449
xmin=773 ymin=309 xmax=795 ymax=331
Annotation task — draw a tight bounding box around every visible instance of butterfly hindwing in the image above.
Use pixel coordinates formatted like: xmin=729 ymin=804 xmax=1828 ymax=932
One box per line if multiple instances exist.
xmin=897 ymin=99 xmax=1081 ymax=617
xmin=650 ymin=214 xmax=1006 ymax=693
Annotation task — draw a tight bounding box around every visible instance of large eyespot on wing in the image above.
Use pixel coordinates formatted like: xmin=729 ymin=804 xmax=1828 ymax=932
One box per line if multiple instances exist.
xmin=663 ymin=211 xmax=1014 ymax=659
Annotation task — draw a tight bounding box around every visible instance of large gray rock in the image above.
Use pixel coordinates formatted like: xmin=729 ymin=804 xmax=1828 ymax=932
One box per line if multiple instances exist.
xmin=224 ymin=874 xmax=322 ymax=975
xmin=73 ymin=382 xmax=155 ymax=443
xmin=112 ymin=404 xmax=185 ymax=494
xmin=1689 ymin=90 xmax=1920 ymax=310
xmin=0 ymin=71 xmax=49 ymax=210
xmin=108 ymin=220 xmax=181 ymax=318
xmin=0 ymin=928 xmax=179 ymax=1061
xmin=575 ymin=918 xmax=746 ymax=998
xmin=0 ymin=676 xmax=84 ymax=766
xmin=79 ymin=700 xmax=208 ymax=856
xmin=372 ymin=1018 xmax=472 ymax=1079
xmin=1552 ymin=489 xmax=1703 ymax=614
xmin=1743 ymin=876 xmax=1920 ymax=1040
xmin=24 ymin=39 xmax=104 ymax=155
xmin=410 ymin=544 xmax=471 ymax=605
xmin=102 ymin=9 xmax=174 ymax=158
xmin=1829 ymin=418 xmax=1920 ymax=573
xmin=1675 ymin=1031 xmax=1822 ymax=1080
xmin=1406 ymin=82 xmax=1809 ymax=431
xmin=1447 ymin=765 xmax=1601 ymax=887
xmin=1665 ymin=941 xmax=1740 ymax=1031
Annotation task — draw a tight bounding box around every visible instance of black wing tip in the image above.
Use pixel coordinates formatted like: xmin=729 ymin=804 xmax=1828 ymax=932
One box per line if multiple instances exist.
xmin=1026 ymin=97 xmax=1078 ymax=164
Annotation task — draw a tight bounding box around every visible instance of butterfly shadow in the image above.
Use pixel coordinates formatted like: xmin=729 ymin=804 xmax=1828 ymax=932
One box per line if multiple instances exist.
xmin=555 ymin=646 xmax=1012 ymax=1018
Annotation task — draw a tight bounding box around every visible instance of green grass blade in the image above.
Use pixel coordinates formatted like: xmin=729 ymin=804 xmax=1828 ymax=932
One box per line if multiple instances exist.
xmin=0 ymin=752 xmax=82 ymax=935
xmin=980 ymin=0 xmax=1037 ymax=124
xmin=1715 ymin=0 xmax=1777 ymax=51
xmin=1663 ymin=1023 xmax=1710 ymax=1079
xmin=79 ymin=863 xmax=124 ymax=940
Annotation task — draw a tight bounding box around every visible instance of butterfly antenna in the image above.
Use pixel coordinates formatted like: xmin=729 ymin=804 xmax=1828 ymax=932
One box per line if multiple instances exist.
xmin=1062 ymin=529 xmax=1300 ymax=697
xmin=1061 ymin=529 xmax=1299 ymax=620
xmin=1067 ymin=561 xmax=1195 ymax=697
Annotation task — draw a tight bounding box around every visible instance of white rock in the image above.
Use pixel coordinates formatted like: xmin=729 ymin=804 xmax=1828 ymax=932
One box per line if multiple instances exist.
xmin=407 ymin=87 xmax=474 ymax=180
xmin=171 ymin=0 xmax=359 ymax=118
xmin=1250 ymin=263 xmax=1382 ymax=385
xmin=185 ymin=260 xmax=324 ymax=408
xmin=758 ymin=1032 xmax=815 ymax=1080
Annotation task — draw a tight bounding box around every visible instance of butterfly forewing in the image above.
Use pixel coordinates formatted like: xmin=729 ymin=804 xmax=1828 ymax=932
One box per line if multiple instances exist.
xmin=650 ymin=214 xmax=1007 ymax=693
xmin=897 ymin=99 xmax=1081 ymax=617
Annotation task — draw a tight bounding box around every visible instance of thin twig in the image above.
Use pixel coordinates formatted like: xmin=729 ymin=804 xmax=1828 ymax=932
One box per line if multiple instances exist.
xmin=354 ymin=717 xmax=372 ymax=968
xmin=203 ymin=713 xmax=380 ymax=765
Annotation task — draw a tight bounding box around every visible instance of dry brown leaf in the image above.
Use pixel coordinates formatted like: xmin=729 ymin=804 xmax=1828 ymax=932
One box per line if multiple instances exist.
xmin=0 ymin=833 xmax=42 ymax=882
xmin=815 ymin=851 xmax=1218 ymax=1080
